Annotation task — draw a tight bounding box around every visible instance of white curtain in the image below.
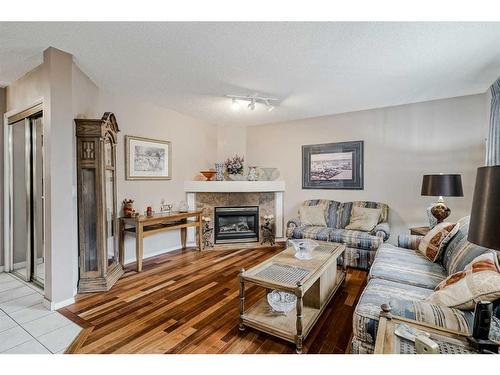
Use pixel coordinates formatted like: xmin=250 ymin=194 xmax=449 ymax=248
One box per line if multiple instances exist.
xmin=487 ymin=78 xmax=500 ymax=166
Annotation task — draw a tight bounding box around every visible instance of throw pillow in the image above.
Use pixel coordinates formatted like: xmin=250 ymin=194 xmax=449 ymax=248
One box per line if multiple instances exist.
xmin=345 ymin=207 xmax=381 ymax=232
xmin=425 ymin=252 xmax=500 ymax=310
xmin=299 ymin=205 xmax=327 ymax=227
xmin=417 ymin=222 xmax=457 ymax=262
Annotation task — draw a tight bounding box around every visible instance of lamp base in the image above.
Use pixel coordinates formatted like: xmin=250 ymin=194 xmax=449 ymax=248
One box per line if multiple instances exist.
xmin=430 ymin=202 xmax=451 ymax=224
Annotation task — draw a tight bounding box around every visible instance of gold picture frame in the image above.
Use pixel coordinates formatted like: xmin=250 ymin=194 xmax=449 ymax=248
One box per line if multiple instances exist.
xmin=125 ymin=135 xmax=172 ymax=180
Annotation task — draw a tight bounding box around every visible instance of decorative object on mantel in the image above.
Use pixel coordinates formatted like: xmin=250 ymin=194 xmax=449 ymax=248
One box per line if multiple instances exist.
xmin=178 ymin=200 xmax=189 ymax=212
xmin=302 ymin=141 xmax=364 ymax=189
xmin=202 ymin=216 xmax=214 ymax=248
xmin=125 ymin=135 xmax=172 ymax=180
xmin=225 ymin=154 xmax=245 ymax=180
xmin=421 ymin=174 xmax=463 ymax=227
xmin=122 ymin=199 xmax=137 ymax=218
xmin=259 ymin=167 xmax=280 ymax=181
xmin=200 ymin=170 xmax=216 ymax=181
xmin=247 ymin=166 xmax=258 ymax=181
xmin=260 ymin=214 xmax=275 ymax=246
xmin=214 ymin=162 xmax=225 ymax=181
xmin=146 ymin=206 xmax=154 ymax=217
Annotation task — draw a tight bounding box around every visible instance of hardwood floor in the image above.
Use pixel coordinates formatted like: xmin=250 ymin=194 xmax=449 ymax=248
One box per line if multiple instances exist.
xmin=60 ymin=245 xmax=367 ymax=354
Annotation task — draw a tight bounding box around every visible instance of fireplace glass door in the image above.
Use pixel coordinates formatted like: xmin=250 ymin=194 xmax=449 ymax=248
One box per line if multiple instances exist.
xmin=214 ymin=206 xmax=259 ymax=243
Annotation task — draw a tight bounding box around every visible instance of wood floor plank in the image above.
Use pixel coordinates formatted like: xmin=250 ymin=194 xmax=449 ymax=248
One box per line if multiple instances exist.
xmin=62 ymin=245 xmax=367 ymax=354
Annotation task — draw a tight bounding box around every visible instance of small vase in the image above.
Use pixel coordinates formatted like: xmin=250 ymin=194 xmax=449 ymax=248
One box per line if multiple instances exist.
xmin=215 ymin=163 xmax=224 ymax=181
xmin=247 ymin=166 xmax=258 ymax=181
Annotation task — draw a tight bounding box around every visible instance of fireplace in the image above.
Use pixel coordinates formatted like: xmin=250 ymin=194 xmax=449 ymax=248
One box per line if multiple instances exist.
xmin=214 ymin=206 xmax=259 ymax=244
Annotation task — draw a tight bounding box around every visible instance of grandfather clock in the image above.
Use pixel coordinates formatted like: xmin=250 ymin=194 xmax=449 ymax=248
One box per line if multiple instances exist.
xmin=75 ymin=112 xmax=124 ymax=293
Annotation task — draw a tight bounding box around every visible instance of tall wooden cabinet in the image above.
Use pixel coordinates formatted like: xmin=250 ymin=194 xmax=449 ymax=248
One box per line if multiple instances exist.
xmin=75 ymin=112 xmax=124 ymax=293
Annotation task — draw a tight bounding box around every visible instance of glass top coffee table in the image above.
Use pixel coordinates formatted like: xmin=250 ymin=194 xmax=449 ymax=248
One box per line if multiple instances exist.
xmin=238 ymin=240 xmax=346 ymax=353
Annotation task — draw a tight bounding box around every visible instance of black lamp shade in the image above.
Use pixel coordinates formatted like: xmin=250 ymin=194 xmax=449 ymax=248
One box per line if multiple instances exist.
xmin=468 ymin=166 xmax=500 ymax=251
xmin=421 ymin=174 xmax=464 ymax=197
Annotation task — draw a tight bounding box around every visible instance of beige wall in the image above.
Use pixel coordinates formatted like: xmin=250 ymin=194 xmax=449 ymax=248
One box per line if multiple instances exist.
xmin=97 ymin=91 xmax=217 ymax=263
xmin=3 ymin=49 xmax=216 ymax=306
xmin=0 ymin=87 xmax=4 ymax=268
xmin=216 ymin=125 xmax=247 ymax=162
xmin=247 ymin=94 xmax=489 ymax=240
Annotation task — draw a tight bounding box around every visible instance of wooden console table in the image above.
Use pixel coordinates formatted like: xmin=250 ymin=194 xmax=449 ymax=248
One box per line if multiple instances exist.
xmin=120 ymin=210 xmax=203 ymax=272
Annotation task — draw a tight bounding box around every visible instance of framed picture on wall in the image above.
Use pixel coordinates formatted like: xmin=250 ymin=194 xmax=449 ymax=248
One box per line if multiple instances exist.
xmin=125 ymin=136 xmax=172 ymax=180
xmin=302 ymin=141 xmax=363 ymax=189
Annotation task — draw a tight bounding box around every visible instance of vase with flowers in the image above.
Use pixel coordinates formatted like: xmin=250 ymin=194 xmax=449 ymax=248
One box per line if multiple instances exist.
xmin=224 ymin=154 xmax=246 ymax=181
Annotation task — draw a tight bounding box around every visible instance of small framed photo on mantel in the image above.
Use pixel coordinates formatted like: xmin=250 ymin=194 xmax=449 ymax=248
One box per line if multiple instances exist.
xmin=302 ymin=141 xmax=364 ymax=190
xmin=125 ymin=135 xmax=172 ymax=180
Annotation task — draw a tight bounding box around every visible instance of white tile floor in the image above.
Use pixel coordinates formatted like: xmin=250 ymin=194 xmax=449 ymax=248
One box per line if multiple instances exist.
xmin=0 ymin=273 xmax=81 ymax=354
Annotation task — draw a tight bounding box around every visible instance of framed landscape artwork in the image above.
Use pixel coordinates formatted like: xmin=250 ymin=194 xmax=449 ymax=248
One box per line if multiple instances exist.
xmin=302 ymin=141 xmax=364 ymax=189
xmin=125 ymin=136 xmax=172 ymax=180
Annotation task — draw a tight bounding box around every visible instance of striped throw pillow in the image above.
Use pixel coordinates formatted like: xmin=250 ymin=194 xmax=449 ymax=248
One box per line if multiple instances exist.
xmin=426 ymin=252 xmax=500 ymax=310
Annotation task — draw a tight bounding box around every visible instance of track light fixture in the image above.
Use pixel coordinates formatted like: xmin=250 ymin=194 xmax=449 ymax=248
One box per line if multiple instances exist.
xmin=231 ymin=98 xmax=240 ymax=111
xmin=226 ymin=93 xmax=278 ymax=112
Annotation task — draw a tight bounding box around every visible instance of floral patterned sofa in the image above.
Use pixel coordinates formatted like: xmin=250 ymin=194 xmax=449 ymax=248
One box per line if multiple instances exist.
xmin=352 ymin=216 xmax=500 ymax=354
xmin=286 ymin=200 xmax=390 ymax=270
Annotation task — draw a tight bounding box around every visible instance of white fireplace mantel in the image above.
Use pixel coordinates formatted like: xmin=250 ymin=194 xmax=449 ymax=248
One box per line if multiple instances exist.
xmin=184 ymin=180 xmax=285 ymax=193
xmin=184 ymin=180 xmax=286 ymax=241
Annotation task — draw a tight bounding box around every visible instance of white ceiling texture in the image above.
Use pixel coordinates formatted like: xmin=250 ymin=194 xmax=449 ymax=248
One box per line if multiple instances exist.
xmin=1 ymin=22 xmax=500 ymax=126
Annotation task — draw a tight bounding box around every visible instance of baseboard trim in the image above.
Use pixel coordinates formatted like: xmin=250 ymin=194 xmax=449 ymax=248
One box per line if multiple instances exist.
xmin=44 ymin=296 xmax=76 ymax=311
xmin=123 ymin=242 xmax=196 ymax=265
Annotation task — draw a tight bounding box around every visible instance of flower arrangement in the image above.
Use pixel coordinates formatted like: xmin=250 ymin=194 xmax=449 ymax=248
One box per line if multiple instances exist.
xmin=224 ymin=154 xmax=244 ymax=175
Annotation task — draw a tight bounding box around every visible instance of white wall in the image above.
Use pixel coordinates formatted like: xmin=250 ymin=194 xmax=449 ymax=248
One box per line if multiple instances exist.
xmin=247 ymin=94 xmax=489 ymax=240
xmin=97 ymin=91 xmax=217 ymax=263
xmin=216 ymin=125 xmax=247 ymax=162
xmin=3 ymin=49 xmax=217 ymax=307
xmin=0 ymin=87 xmax=4 ymax=269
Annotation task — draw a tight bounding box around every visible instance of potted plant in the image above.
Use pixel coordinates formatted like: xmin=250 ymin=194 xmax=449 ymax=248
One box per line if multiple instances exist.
xmin=224 ymin=154 xmax=245 ymax=181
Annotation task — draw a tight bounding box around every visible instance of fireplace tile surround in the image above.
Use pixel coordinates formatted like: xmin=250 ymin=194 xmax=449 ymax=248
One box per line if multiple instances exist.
xmin=184 ymin=181 xmax=285 ymax=246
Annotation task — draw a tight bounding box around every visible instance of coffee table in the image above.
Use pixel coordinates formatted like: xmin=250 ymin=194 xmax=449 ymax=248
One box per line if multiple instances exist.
xmin=238 ymin=240 xmax=346 ymax=353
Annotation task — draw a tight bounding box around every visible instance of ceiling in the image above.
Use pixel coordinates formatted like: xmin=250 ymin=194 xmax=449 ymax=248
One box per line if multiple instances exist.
xmin=1 ymin=22 xmax=500 ymax=126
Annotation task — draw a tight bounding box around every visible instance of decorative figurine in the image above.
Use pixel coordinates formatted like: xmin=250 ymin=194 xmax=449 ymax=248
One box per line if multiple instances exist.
xmin=215 ymin=162 xmax=225 ymax=181
xmin=178 ymin=200 xmax=189 ymax=212
xmin=160 ymin=200 xmax=173 ymax=213
xmin=146 ymin=206 xmax=153 ymax=217
xmin=202 ymin=216 xmax=214 ymax=248
xmin=122 ymin=199 xmax=136 ymax=218
xmin=247 ymin=166 xmax=258 ymax=181
xmin=261 ymin=214 xmax=275 ymax=246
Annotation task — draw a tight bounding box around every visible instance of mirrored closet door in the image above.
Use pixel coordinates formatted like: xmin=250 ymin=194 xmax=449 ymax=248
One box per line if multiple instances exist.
xmin=6 ymin=107 xmax=45 ymax=288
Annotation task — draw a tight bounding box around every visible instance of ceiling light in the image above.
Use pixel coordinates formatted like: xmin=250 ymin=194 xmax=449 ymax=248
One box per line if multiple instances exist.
xmin=265 ymin=99 xmax=274 ymax=112
xmin=231 ymin=98 xmax=240 ymax=111
xmin=226 ymin=93 xmax=278 ymax=112
xmin=248 ymin=99 xmax=256 ymax=111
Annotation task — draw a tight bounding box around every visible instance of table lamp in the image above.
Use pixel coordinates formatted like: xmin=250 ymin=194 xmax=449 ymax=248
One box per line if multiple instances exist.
xmin=468 ymin=165 xmax=500 ymax=328
xmin=468 ymin=166 xmax=500 ymax=251
xmin=421 ymin=174 xmax=463 ymax=225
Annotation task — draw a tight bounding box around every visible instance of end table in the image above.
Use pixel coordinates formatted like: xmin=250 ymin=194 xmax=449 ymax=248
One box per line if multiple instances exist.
xmin=409 ymin=226 xmax=430 ymax=236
